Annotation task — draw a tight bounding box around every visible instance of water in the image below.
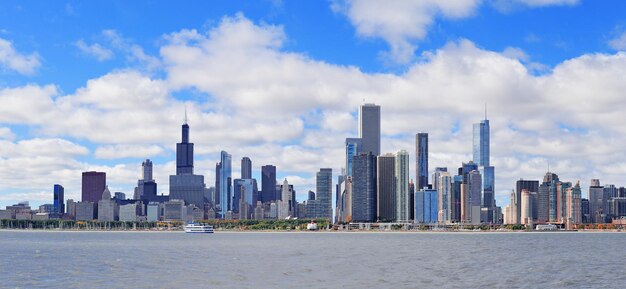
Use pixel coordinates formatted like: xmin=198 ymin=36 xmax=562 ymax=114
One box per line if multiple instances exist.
xmin=0 ymin=231 xmax=624 ymax=289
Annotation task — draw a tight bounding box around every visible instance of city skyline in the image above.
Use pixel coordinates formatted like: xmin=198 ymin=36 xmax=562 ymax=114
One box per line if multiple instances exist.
xmin=2 ymin=1 xmax=626 ymax=209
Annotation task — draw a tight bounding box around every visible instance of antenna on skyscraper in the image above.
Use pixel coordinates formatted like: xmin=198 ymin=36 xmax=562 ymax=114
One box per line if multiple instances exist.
xmin=484 ymin=103 xmax=487 ymax=120
xmin=184 ymin=105 xmax=188 ymax=125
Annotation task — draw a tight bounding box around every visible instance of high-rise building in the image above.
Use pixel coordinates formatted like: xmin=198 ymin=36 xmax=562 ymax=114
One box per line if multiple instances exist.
xmin=233 ymin=179 xmax=255 ymax=214
xmin=416 ymin=133 xmax=429 ymax=190
xmin=566 ymin=181 xmax=582 ymax=227
xmin=98 ymin=186 xmax=118 ymax=221
xmin=215 ymin=151 xmax=232 ymax=216
xmin=395 ymin=150 xmax=410 ymax=222
xmin=136 ymin=159 xmax=157 ymax=200
xmin=461 ymin=169 xmax=482 ymax=224
xmin=557 ymin=181 xmax=572 ymax=222
xmin=409 ymin=179 xmax=415 ymax=221
xmin=415 ymin=188 xmax=438 ymax=224
xmin=53 ymin=184 xmax=64 ymax=215
xmin=169 ymin=120 xmax=206 ymax=209
xmin=438 ymin=172 xmax=452 ymax=224
xmin=142 ymin=159 xmax=153 ymax=181
xmin=81 ymin=171 xmax=106 ymax=203
xmin=345 ymin=138 xmax=362 ymax=177
xmin=473 ymin=118 xmax=490 ymax=167
xmin=316 ymin=168 xmax=333 ymax=221
xmin=516 ymin=179 xmax=539 ymax=224
xmin=521 ymin=189 xmax=533 ymax=226
xmin=261 ymin=165 xmax=277 ymax=203
xmin=278 ymin=179 xmax=293 ymax=219
xmin=176 ymin=116 xmax=194 ymax=175
xmin=241 ymin=157 xmax=252 ymax=180
xmin=352 ymin=153 xmax=377 ymax=222
xmin=432 ymin=167 xmax=447 ymax=194
xmin=376 ymin=153 xmax=396 ymax=222
xmin=358 ymin=104 xmax=381 ymax=156
xmin=588 ymin=179 xmax=605 ymax=223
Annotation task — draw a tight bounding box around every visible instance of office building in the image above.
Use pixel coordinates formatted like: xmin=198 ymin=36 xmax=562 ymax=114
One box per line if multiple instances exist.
xmin=215 ymin=151 xmax=232 ymax=216
xmin=416 ymin=133 xmax=429 ymax=190
xmin=537 ymin=172 xmax=559 ymax=223
xmin=98 ymin=186 xmax=119 ymax=221
xmin=395 ymin=150 xmax=410 ymax=222
xmin=261 ymin=165 xmax=277 ymax=203
xmin=81 ymin=171 xmax=106 ymax=203
xmin=438 ymin=172 xmax=452 ymax=223
xmin=415 ymin=188 xmax=438 ymax=224
xmin=316 ymin=168 xmax=333 ymax=220
xmin=74 ymin=202 xmax=95 ymax=221
xmin=352 ymin=153 xmax=377 ymax=222
xmin=53 ymin=184 xmax=64 ymax=215
xmin=516 ymin=179 xmax=539 ymax=224
xmin=241 ymin=157 xmax=252 ymax=179
xmin=278 ymin=179 xmax=293 ymax=219
xmin=376 ymin=153 xmax=396 ymax=222
xmin=146 ymin=202 xmax=160 ymax=222
xmin=566 ymin=181 xmax=582 ymax=226
xmin=170 ymin=120 xmax=207 ymax=209
xmin=163 ymin=199 xmax=186 ymax=221
xmin=119 ymin=203 xmax=138 ymax=222
xmin=521 ymin=189 xmax=533 ymax=226
xmin=358 ymin=104 xmax=381 ymax=156
xmin=588 ymin=179 xmax=606 ymax=223
xmin=345 ymin=138 xmax=362 ymax=177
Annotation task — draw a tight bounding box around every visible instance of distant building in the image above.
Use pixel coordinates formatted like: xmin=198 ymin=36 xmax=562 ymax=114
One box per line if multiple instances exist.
xmin=359 ymin=103 xmax=381 ymax=156
xmin=416 ymin=133 xmax=428 ymax=191
xmin=566 ymin=181 xmax=582 ymax=226
xmin=75 ymin=201 xmax=95 ymax=221
xmin=315 ymin=168 xmax=333 ymax=220
xmin=352 ymin=153 xmax=377 ymax=222
xmin=53 ymin=184 xmax=64 ymax=215
xmin=437 ymin=172 xmax=452 ymax=224
xmin=81 ymin=171 xmax=106 ymax=203
xmin=395 ymin=150 xmax=410 ymax=222
xmin=261 ymin=165 xmax=277 ymax=203
xmin=146 ymin=202 xmax=161 ymax=222
xmin=415 ymin=188 xmax=438 ymax=224
xmin=376 ymin=153 xmax=395 ymax=222
xmin=278 ymin=179 xmax=293 ymax=219
xmin=163 ymin=199 xmax=186 ymax=221
xmin=515 ymin=179 xmax=539 ymax=224
xmin=588 ymin=179 xmax=606 ymax=223
xmin=98 ymin=186 xmax=119 ymax=221
xmin=170 ymin=119 xmax=207 ymax=210
xmin=119 ymin=203 xmax=138 ymax=222
xmin=241 ymin=157 xmax=252 ymax=180
xmin=215 ymin=151 xmax=232 ymax=216
xmin=521 ymin=189 xmax=533 ymax=226
xmin=345 ymin=138 xmax=362 ymax=178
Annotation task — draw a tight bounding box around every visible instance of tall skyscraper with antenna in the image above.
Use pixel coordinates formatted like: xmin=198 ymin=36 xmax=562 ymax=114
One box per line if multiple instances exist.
xmin=473 ymin=105 xmax=496 ymax=223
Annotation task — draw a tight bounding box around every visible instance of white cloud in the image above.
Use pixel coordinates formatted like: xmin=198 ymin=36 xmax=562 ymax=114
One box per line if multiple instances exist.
xmin=102 ymin=29 xmax=161 ymax=71
xmin=0 ymin=37 xmax=41 ymax=75
xmin=332 ymin=0 xmax=480 ymax=64
xmin=95 ymin=145 xmax=166 ymax=159
xmin=609 ymin=31 xmax=626 ymax=51
xmin=74 ymin=39 xmax=114 ymax=61
xmin=0 ymin=127 xmax=14 ymax=140
xmin=492 ymin=0 xmax=579 ymax=12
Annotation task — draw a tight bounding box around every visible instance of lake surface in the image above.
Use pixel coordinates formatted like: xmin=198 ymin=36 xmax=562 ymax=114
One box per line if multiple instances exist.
xmin=0 ymin=231 xmax=624 ymax=288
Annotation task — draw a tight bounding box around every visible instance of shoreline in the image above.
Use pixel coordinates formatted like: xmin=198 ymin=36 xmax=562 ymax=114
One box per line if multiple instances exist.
xmin=1 ymin=228 xmax=624 ymax=233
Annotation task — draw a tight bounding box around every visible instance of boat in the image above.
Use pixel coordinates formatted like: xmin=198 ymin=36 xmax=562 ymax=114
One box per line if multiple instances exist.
xmin=306 ymin=221 xmax=318 ymax=231
xmin=184 ymin=223 xmax=214 ymax=233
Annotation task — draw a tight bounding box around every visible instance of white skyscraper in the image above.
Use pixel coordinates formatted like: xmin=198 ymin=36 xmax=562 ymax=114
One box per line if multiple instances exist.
xmin=395 ymin=150 xmax=410 ymax=222
xmin=438 ymin=172 xmax=452 ymax=224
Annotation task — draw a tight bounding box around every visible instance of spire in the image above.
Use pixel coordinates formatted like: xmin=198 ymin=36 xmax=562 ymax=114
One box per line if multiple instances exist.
xmin=184 ymin=105 xmax=188 ymax=125
xmin=484 ymin=103 xmax=487 ymax=120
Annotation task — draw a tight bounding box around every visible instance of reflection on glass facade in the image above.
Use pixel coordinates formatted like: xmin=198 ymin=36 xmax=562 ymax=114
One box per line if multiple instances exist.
xmin=473 ymin=119 xmax=490 ymax=167
xmin=345 ymin=138 xmax=362 ymax=177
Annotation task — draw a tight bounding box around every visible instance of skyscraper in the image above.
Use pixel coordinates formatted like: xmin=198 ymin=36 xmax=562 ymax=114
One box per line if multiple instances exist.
xmin=241 ymin=157 xmax=252 ymax=179
xmin=316 ymin=168 xmax=333 ymax=220
xmin=566 ymin=181 xmax=582 ymax=226
xmin=416 ymin=133 xmax=428 ymax=190
xmin=438 ymin=172 xmax=452 ymax=223
xmin=352 ymin=153 xmax=377 ymax=222
xmin=169 ymin=120 xmax=207 ymax=209
xmin=473 ymin=118 xmax=490 ymax=167
xmin=176 ymin=117 xmax=194 ymax=175
xmin=588 ymin=179 xmax=605 ymax=223
xmin=81 ymin=171 xmax=106 ymax=203
xmin=53 ymin=184 xmax=64 ymax=215
xmin=345 ymin=138 xmax=362 ymax=177
xmin=516 ymin=179 xmax=539 ymax=224
xmin=395 ymin=150 xmax=410 ymax=222
xmin=137 ymin=159 xmax=156 ymax=200
xmin=376 ymin=153 xmax=396 ymax=222
xmin=358 ymin=104 xmax=381 ymax=156
xmin=261 ymin=165 xmax=276 ymax=203
xmin=216 ymin=151 xmax=232 ymax=216
xmin=537 ymin=172 xmax=559 ymax=223
xmin=142 ymin=159 xmax=153 ymax=181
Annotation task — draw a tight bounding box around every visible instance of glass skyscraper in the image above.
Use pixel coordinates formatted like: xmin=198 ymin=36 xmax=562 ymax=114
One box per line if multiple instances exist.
xmin=345 ymin=138 xmax=362 ymax=177
xmin=352 ymin=153 xmax=377 ymax=222
xmin=170 ymin=119 xmax=207 ymax=209
xmin=53 ymin=184 xmax=64 ymax=214
xmin=473 ymin=119 xmax=490 ymax=167
xmin=217 ymin=151 xmax=232 ymax=216
xmin=395 ymin=150 xmax=410 ymax=222
xmin=316 ymin=168 xmax=333 ymax=221
xmin=261 ymin=165 xmax=276 ymax=203
xmin=416 ymin=133 xmax=428 ymax=190
xmin=241 ymin=157 xmax=252 ymax=180
xmin=473 ymin=116 xmax=495 ymax=223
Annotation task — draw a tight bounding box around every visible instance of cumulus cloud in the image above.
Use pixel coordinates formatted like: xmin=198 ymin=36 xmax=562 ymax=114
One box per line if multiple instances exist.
xmin=102 ymin=29 xmax=161 ymax=71
xmin=331 ymin=0 xmax=480 ymax=64
xmin=94 ymin=145 xmax=166 ymax=159
xmin=0 ymin=37 xmax=41 ymax=75
xmin=74 ymin=39 xmax=114 ymax=61
xmin=492 ymin=0 xmax=579 ymax=12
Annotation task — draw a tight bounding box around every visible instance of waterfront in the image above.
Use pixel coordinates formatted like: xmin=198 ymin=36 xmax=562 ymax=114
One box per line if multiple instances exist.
xmin=1 ymin=232 xmax=625 ymax=288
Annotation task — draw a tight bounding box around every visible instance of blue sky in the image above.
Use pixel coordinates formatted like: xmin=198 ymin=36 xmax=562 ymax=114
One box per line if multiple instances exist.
xmin=1 ymin=0 xmax=626 ymax=209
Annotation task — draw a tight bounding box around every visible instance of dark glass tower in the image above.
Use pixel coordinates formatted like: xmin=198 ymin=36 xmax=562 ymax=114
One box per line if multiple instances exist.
xmin=358 ymin=104 xmax=381 ymax=156
xmin=416 ymin=133 xmax=428 ymax=190
xmin=261 ymin=165 xmax=277 ymax=203
xmin=241 ymin=157 xmax=252 ymax=179
xmin=53 ymin=184 xmax=64 ymax=214
xmin=352 ymin=153 xmax=377 ymax=222
xmin=176 ymin=120 xmax=194 ymax=175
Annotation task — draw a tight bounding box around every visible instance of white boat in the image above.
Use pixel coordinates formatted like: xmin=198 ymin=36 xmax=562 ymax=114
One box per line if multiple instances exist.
xmin=184 ymin=223 xmax=214 ymax=233
xmin=306 ymin=221 xmax=318 ymax=231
